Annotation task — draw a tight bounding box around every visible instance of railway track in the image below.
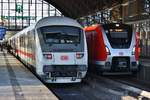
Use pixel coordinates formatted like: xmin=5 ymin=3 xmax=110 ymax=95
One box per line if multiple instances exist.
xmin=105 ymin=75 xmax=150 ymax=92
xmin=47 ymin=82 xmax=109 ymax=100
xmin=47 ymin=73 xmax=150 ymax=100
xmin=87 ymin=73 xmax=150 ymax=100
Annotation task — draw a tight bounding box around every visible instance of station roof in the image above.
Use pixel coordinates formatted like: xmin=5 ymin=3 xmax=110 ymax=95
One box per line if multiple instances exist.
xmin=45 ymin=0 xmax=122 ymax=19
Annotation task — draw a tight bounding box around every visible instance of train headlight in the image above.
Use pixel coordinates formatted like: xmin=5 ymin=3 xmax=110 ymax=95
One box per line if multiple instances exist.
xmin=116 ymin=24 xmax=120 ymax=27
xmin=132 ymin=46 xmax=135 ymax=55
xmin=76 ymin=52 xmax=84 ymax=59
xmin=43 ymin=54 xmax=52 ymax=59
xmin=105 ymin=46 xmax=111 ymax=55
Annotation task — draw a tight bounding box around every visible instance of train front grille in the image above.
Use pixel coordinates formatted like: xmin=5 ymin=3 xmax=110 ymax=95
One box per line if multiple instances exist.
xmin=111 ymin=57 xmax=130 ymax=72
xmin=51 ymin=71 xmax=77 ymax=77
xmin=43 ymin=65 xmax=87 ymax=77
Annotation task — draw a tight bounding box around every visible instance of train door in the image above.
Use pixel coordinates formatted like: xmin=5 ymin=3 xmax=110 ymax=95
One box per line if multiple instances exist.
xmin=31 ymin=29 xmax=36 ymax=66
xmin=23 ymin=35 xmax=26 ymax=61
xmin=27 ymin=31 xmax=31 ymax=65
xmin=92 ymin=31 xmax=96 ymax=63
xmin=13 ymin=39 xmax=16 ymax=54
xmin=22 ymin=34 xmax=26 ymax=61
xmin=86 ymin=30 xmax=97 ymax=72
xmin=16 ymin=37 xmax=19 ymax=56
xmin=86 ymin=31 xmax=95 ymax=63
xmin=19 ymin=36 xmax=22 ymax=57
xmin=30 ymin=30 xmax=34 ymax=66
xmin=25 ymin=33 xmax=28 ymax=64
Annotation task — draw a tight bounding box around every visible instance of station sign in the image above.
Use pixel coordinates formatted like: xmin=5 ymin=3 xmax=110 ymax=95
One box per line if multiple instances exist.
xmin=0 ymin=27 xmax=6 ymax=40
xmin=16 ymin=4 xmax=23 ymax=13
xmin=1 ymin=3 xmax=36 ymax=21
xmin=1 ymin=16 xmax=36 ymax=20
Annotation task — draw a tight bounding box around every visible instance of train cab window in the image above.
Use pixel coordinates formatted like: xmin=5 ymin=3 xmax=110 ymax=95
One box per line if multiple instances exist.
xmin=103 ymin=24 xmax=132 ymax=48
xmin=110 ymin=31 xmax=128 ymax=39
xmin=39 ymin=26 xmax=81 ymax=44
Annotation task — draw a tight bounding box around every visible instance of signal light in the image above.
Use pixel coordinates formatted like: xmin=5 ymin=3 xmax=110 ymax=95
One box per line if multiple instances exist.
xmin=132 ymin=46 xmax=135 ymax=55
xmin=43 ymin=54 xmax=52 ymax=59
xmin=76 ymin=53 xmax=84 ymax=59
xmin=116 ymin=24 xmax=120 ymax=27
xmin=105 ymin=46 xmax=111 ymax=55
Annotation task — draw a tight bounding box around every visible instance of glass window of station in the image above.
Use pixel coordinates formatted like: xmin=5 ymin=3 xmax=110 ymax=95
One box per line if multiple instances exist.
xmin=0 ymin=0 xmax=62 ymax=30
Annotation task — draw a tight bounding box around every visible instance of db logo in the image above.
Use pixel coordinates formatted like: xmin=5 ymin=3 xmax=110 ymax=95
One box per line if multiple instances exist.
xmin=61 ymin=55 xmax=68 ymax=60
xmin=119 ymin=52 xmax=124 ymax=56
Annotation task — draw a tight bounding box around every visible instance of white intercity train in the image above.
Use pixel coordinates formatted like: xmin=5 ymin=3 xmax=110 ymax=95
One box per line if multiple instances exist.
xmin=8 ymin=16 xmax=88 ymax=83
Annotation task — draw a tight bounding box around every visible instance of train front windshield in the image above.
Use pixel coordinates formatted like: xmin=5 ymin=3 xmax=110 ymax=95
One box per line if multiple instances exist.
xmin=41 ymin=26 xmax=80 ymax=44
xmin=38 ymin=26 xmax=84 ymax=52
xmin=103 ymin=24 xmax=132 ymax=48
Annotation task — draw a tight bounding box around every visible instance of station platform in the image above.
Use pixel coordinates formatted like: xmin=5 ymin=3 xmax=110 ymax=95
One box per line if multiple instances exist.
xmin=0 ymin=51 xmax=58 ymax=100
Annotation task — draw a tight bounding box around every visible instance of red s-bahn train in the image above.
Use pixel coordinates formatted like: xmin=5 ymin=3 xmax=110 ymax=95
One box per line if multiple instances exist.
xmin=84 ymin=23 xmax=139 ymax=74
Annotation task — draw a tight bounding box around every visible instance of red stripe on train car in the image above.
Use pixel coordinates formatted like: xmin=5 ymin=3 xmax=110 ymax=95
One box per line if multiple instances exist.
xmin=16 ymin=49 xmax=35 ymax=60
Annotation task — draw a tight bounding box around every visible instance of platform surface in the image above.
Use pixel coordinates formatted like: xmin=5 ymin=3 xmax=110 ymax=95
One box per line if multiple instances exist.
xmin=0 ymin=51 xmax=58 ymax=100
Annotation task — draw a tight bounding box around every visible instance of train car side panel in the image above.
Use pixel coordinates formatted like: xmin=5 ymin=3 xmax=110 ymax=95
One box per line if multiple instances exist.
xmin=95 ymin=26 xmax=107 ymax=61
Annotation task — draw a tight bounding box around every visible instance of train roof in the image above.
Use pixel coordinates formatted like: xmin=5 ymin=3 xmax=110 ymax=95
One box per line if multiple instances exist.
xmin=35 ymin=16 xmax=83 ymax=29
xmin=84 ymin=24 xmax=100 ymax=31
xmin=9 ymin=16 xmax=83 ymax=40
xmin=84 ymin=23 xmax=132 ymax=31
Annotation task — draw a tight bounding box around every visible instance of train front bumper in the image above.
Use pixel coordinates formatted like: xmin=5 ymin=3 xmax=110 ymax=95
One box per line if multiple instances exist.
xmin=42 ymin=65 xmax=87 ymax=83
xmin=95 ymin=56 xmax=139 ymax=72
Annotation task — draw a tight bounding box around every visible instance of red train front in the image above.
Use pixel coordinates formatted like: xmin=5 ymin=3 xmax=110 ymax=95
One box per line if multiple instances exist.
xmin=84 ymin=23 xmax=139 ymax=74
